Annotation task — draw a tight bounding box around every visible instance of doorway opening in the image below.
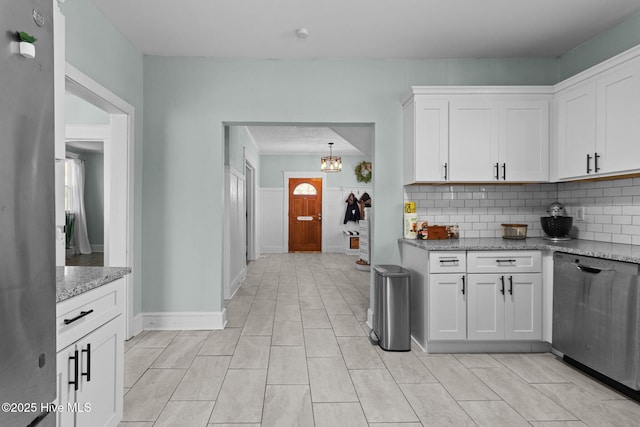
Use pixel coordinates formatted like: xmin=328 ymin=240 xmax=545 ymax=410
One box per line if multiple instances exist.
xmin=223 ymin=123 xmax=373 ymax=298
xmin=63 ymin=64 xmax=135 ymax=337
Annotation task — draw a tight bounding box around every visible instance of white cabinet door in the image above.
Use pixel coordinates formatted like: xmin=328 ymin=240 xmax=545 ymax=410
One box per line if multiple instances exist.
xmin=596 ymin=59 xmax=640 ymax=175
xmin=56 ymin=345 xmax=77 ymax=427
xmin=428 ymin=273 xmax=467 ymax=341
xmin=75 ymin=317 xmax=124 ymax=427
xmin=467 ymin=274 xmax=505 ymax=341
xmin=504 ymin=274 xmax=542 ymax=340
xmin=556 ymin=82 xmax=597 ymax=180
xmin=403 ymin=98 xmax=449 ymax=183
xmin=499 ymin=101 xmax=549 ymax=182
xmin=449 ymin=100 xmax=499 ymax=181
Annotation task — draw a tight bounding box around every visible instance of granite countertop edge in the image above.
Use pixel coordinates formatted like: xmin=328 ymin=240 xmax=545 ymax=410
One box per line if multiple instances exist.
xmin=399 ymin=237 xmax=640 ymax=264
xmin=56 ymin=266 xmax=132 ymax=303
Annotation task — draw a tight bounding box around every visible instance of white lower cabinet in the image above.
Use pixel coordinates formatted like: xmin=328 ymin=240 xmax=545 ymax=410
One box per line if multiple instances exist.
xmin=55 ymin=280 xmax=125 ymax=427
xmin=428 ymin=273 xmax=467 ymax=340
xmin=467 ymin=273 xmax=542 ymax=341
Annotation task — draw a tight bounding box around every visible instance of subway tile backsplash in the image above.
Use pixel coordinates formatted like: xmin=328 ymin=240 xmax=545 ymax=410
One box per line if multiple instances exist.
xmin=404 ymin=178 xmax=640 ymax=244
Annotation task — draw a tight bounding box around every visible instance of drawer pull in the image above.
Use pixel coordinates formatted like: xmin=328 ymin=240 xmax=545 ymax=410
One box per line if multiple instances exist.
xmin=64 ymin=309 xmax=94 ymax=325
xmin=496 ymin=259 xmax=516 ymax=263
xmin=439 ymin=259 xmax=459 ymax=264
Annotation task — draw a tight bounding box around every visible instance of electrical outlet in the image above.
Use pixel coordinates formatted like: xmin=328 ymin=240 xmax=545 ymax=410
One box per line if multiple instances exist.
xmin=576 ymin=207 xmax=585 ymax=221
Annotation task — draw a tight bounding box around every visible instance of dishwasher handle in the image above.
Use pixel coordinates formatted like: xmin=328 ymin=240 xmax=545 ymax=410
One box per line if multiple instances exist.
xmin=575 ymin=264 xmax=604 ymax=274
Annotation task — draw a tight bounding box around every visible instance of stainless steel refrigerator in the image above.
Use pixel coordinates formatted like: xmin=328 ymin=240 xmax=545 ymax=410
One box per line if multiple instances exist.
xmin=0 ymin=0 xmax=56 ymax=426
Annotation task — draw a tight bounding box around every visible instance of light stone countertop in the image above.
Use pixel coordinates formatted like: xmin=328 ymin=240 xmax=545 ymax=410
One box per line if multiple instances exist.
xmin=400 ymin=237 xmax=640 ymax=264
xmin=56 ymin=266 xmax=132 ymax=303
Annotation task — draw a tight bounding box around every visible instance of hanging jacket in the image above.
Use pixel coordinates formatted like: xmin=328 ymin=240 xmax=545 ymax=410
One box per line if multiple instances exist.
xmin=344 ymin=193 xmax=361 ymax=224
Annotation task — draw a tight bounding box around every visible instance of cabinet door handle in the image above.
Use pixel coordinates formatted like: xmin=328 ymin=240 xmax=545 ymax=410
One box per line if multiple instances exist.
xmin=64 ymin=309 xmax=94 ymax=325
xmin=69 ymin=349 xmax=79 ymax=391
xmin=594 ymin=152 xmax=600 ymax=173
xmin=500 ymin=275 xmax=505 ymax=295
xmin=81 ymin=344 xmax=91 ymax=382
xmin=508 ymin=276 xmax=513 ymax=295
xmin=586 ymin=154 xmax=592 ymax=173
xmin=502 ymin=163 xmax=506 ymax=180
xmin=494 ymin=162 xmax=499 ymax=180
xmin=461 ymin=275 xmax=465 ymax=295
xmin=444 ymin=162 xmax=448 ymax=180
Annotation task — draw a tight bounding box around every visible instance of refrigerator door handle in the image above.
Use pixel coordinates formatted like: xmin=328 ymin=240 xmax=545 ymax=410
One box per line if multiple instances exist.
xmin=81 ymin=344 xmax=91 ymax=382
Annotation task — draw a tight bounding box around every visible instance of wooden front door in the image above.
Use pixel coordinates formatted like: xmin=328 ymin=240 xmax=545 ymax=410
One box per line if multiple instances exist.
xmin=288 ymin=178 xmax=322 ymax=252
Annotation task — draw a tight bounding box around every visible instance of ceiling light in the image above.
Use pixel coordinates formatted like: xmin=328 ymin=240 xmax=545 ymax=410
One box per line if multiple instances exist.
xmin=321 ymin=142 xmax=342 ymax=173
xmin=296 ymin=28 xmax=309 ymax=39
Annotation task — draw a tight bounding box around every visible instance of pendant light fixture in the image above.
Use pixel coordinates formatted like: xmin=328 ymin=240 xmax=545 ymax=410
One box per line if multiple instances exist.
xmin=321 ymin=142 xmax=342 ymax=172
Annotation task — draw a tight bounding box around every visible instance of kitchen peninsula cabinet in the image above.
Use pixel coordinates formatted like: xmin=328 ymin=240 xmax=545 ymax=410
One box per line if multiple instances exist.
xmin=556 ymin=55 xmax=640 ymax=180
xmin=55 ymin=278 xmax=125 ymax=427
xmin=403 ymin=87 xmax=551 ymax=184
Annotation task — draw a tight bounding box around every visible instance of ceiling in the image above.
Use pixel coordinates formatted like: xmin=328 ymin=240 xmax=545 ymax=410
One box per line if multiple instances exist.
xmin=91 ymin=0 xmax=640 ymax=59
xmin=245 ymin=125 xmax=372 ymax=156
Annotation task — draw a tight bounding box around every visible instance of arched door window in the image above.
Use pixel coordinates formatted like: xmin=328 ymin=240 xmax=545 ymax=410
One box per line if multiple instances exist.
xmin=292 ymin=182 xmax=317 ymax=195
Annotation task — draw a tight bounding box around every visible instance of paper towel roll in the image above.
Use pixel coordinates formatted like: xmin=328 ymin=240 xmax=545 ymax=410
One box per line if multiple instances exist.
xmin=404 ymin=213 xmax=418 ymax=239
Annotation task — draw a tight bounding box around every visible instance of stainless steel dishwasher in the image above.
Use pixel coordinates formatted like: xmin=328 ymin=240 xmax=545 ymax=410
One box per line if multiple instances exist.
xmin=553 ymin=252 xmax=640 ymax=396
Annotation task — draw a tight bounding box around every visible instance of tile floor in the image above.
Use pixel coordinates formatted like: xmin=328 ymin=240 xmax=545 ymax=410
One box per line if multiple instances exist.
xmin=119 ymin=253 xmax=640 ymax=427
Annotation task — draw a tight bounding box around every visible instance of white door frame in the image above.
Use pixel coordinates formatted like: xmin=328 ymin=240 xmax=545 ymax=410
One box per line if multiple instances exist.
xmin=283 ymin=171 xmax=327 ymax=252
xmin=245 ymin=159 xmax=257 ymax=261
xmin=65 ymin=63 xmax=136 ymax=339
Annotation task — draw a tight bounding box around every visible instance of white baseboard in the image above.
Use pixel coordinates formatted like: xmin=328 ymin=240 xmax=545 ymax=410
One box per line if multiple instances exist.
xmin=225 ymin=267 xmax=246 ymax=300
xmin=91 ymin=244 xmax=104 ymax=252
xmin=142 ymin=309 xmax=227 ymax=330
xmin=130 ymin=313 xmax=144 ymax=338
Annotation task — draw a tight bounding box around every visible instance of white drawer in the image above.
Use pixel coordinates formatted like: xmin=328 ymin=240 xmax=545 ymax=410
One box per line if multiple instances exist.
xmin=56 ymin=278 xmax=125 ymax=351
xmin=429 ymin=251 xmax=467 ymax=273
xmin=467 ymin=251 xmax=541 ymax=273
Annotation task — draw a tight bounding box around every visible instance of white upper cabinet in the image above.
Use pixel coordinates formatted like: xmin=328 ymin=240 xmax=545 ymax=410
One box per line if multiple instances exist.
xmin=499 ymin=101 xmax=550 ymax=182
xmin=403 ymin=97 xmax=449 ymax=184
xmin=403 ymin=88 xmax=551 ymax=183
xmin=449 ymin=100 xmax=499 ymax=182
xmin=556 ymin=54 xmax=640 ymax=180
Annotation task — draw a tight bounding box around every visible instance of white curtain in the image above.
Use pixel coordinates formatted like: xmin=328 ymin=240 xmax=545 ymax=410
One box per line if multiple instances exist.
xmin=67 ymin=158 xmax=92 ymax=254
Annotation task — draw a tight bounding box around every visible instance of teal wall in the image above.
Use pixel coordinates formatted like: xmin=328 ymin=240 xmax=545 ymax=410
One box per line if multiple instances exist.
xmin=226 ymin=126 xmax=260 ymax=173
xmin=63 ymin=0 xmax=640 ymax=317
xmin=558 ymin=10 xmax=640 ymax=81
xmin=65 ymin=94 xmax=110 ymax=125
xmin=62 ymin=0 xmax=144 ymax=315
xmin=260 ymin=155 xmax=372 ymax=188
xmin=142 ymin=57 xmax=557 ymax=312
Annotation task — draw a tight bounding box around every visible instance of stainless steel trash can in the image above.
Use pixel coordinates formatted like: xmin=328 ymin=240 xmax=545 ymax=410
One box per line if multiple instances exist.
xmin=373 ymin=265 xmax=411 ymax=351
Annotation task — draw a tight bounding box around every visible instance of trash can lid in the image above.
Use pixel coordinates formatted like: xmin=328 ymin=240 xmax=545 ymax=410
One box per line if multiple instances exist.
xmin=373 ymin=265 xmax=410 ymax=277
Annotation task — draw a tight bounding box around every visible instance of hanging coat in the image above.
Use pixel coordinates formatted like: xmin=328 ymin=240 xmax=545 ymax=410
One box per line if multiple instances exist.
xmin=344 ymin=193 xmax=361 ymax=224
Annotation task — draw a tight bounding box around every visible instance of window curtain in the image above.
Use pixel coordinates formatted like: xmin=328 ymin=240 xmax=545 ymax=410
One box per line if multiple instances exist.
xmin=66 ymin=158 xmax=92 ymax=254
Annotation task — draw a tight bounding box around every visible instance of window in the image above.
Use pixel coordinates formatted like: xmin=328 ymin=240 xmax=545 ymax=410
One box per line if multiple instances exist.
xmin=292 ymin=183 xmax=317 ymax=195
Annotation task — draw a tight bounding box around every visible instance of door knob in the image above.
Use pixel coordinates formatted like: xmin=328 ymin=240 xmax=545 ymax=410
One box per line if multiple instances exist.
xmin=317 ymin=213 xmax=322 ymax=221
